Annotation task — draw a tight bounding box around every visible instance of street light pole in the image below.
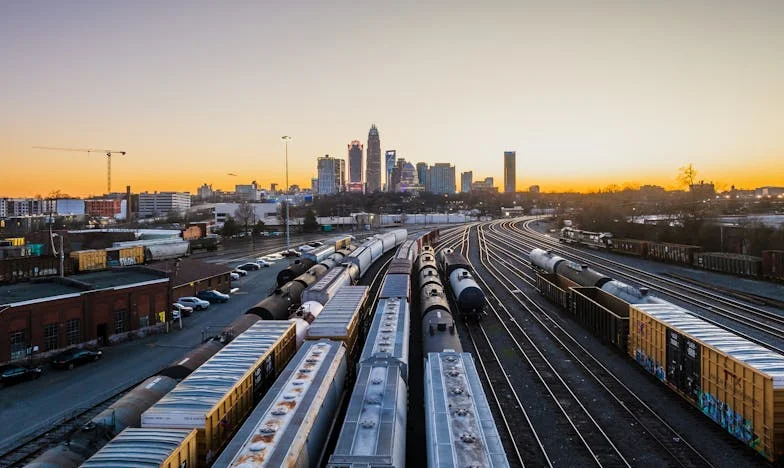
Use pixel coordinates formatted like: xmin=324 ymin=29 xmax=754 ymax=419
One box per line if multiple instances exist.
xmin=281 ymin=136 xmax=292 ymax=252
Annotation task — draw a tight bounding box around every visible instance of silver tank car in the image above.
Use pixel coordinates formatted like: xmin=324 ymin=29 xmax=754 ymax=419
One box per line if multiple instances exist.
xmin=418 ymin=265 xmax=441 ymax=291
xmin=554 ymin=259 xmax=612 ymax=288
xmin=448 ymin=268 xmax=485 ymax=319
xmin=529 ymin=247 xmax=565 ymax=274
xmin=420 ymin=282 xmax=451 ymax=316
xmin=422 ymin=309 xmax=462 ymax=354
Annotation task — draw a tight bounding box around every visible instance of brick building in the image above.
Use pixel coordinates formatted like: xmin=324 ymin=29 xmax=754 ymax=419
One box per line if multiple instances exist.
xmin=0 ymin=269 xmax=170 ymax=364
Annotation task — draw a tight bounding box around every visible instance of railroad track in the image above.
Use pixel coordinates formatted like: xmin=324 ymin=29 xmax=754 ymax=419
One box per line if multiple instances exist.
xmin=436 ymin=225 xmax=534 ymax=468
xmin=514 ymin=218 xmax=784 ymax=326
xmin=472 ymin=222 xmax=720 ymax=467
xmin=0 ymin=376 xmax=149 ymax=467
xmin=488 ymin=218 xmax=784 ymax=353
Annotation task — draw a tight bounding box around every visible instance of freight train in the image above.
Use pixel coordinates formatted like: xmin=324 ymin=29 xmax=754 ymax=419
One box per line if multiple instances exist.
xmin=438 ymin=250 xmax=486 ymax=320
xmin=418 ymin=245 xmax=509 ymax=466
xmin=559 ymin=228 xmax=784 ymax=282
xmin=25 ymin=229 xmax=419 ymax=467
xmin=530 ymin=247 xmax=784 ymax=463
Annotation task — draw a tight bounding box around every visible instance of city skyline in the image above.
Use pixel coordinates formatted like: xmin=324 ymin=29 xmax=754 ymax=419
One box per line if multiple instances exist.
xmin=2 ymin=2 xmax=783 ymax=197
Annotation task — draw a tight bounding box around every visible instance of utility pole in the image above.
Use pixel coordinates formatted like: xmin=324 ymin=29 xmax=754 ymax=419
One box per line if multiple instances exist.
xmin=281 ymin=136 xmax=292 ymax=252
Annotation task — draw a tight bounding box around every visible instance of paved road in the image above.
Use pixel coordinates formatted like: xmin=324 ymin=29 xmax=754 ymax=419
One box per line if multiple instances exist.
xmin=0 ymin=258 xmax=290 ymax=452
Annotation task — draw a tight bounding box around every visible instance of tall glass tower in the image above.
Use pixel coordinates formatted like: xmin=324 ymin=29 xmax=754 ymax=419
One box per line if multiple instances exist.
xmin=366 ymin=125 xmax=382 ymax=192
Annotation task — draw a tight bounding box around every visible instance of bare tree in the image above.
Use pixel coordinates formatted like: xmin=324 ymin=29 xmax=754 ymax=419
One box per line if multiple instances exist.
xmin=234 ymin=203 xmax=256 ymax=235
xmin=677 ymin=163 xmax=698 ymax=189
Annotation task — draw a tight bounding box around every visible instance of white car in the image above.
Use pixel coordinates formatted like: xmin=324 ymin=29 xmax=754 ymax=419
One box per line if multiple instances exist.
xmin=256 ymin=259 xmax=272 ymax=267
xmin=298 ymin=245 xmax=314 ymax=252
xmin=263 ymin=253 xmax=284 ymax=261
xmin=230 ymin=272 xmax=240 ymax=281
xmin=177 ymin=297 xmax=210 ymax=311
xmin=233 ymin=269 xmax=248 ymax=277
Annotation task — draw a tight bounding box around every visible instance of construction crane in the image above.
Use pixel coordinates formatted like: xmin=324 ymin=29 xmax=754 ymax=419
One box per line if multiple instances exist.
xmin=33 ymin=146 xmax=127 ymax=193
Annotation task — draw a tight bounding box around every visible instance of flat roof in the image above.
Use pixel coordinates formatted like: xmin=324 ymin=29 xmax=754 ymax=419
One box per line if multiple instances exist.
xmin=145 ymin=258 xmax=232 ymax=288
xmin=0 ymin=269 xmax=167 ymax=306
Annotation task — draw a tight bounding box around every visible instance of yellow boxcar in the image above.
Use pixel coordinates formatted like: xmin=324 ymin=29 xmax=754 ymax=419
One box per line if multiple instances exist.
xmin=69 ymin=249 xmax=107 ymax=271
xmin=629 ymin=303 xmax=784 ymax=462
xmin=119 ymin=245 xmax=145 ymax=266
xmin=82 ymin=428 xmax=198 ymax=468
xmin=5 ymin=237 xmax=25 ymax=246
xmin=141 ymin=321 xmax=296 ymax=466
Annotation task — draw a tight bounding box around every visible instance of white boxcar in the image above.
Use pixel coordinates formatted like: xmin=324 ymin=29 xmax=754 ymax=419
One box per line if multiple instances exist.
xmin=360 ymin=298 xmax=410 ymax=382
xmin=303 ymin=244 xmax=337 ymax=263
xmin=327 ymin=359 xmax=407 ymax=468
xmin=301 ymin=266 xmax=352 ymax=306
xmin=214 ymin=340 xmax=347 ymax=468
xmin=345 ymin=246 xmax=372 ymax=277
xmin=425 ymin=352 xmax=509 ymax=468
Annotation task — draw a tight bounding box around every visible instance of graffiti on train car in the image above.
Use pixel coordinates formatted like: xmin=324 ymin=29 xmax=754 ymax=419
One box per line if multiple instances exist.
xmin=634 ymin=348 xmax=665 ymax=381
xmin=697 ymin=390 xmax=761 ymax=452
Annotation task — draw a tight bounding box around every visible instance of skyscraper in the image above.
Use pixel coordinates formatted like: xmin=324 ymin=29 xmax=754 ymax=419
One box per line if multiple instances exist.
xmin=461 ymin=171 xmax=473 ymax=193
xmin=504 ymin=151 xmax=516 ymax=193
xmin=317 ymin=155 xmax=345 ymax=195
xmin=366 ymin=125 xmax=381 ymax=192
xmin=385 ymin=150 xmax=396 ymax=192
xmin=416 ymin=162 xmax=428 ymax=186
xmin=348 ymin=140 xmax=363 ymax=184
xmin=427 ymin=163 xmax=456 ymax=194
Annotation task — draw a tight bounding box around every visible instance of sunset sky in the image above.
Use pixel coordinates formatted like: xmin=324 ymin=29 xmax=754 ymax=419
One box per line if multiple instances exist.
xmin=1 ymin=1 xmax=783 ymax=197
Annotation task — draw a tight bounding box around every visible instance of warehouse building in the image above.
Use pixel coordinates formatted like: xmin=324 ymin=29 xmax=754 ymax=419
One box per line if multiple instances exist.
xmin=145 ymin=258 xmax=232 ymax=298
xmin=0 ymin=269 xmax=171 ymax=364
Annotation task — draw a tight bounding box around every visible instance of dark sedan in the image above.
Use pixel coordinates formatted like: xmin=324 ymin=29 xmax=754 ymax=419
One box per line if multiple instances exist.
xmin=196 ymin=289 xmax=231 ymax=303
xmin=51 ymin=348 xmax=102 ymax=370
xmin=236 ymin=262 xmax=260 ymax=271
xmin=0 ymin=364 xmax=42 ymax=386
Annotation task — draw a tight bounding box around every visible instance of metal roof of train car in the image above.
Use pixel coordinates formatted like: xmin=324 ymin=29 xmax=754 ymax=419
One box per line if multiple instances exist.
xmin=378 ymin=274 xmax=410 ymax=300
xmin=307 ymin=286 xmax=369 ymax=339
xmin=360 ymin=298 xmax=410 ymax=378
xmin=215 ymin=340 xmax=347 ymax=467
xmin=327 ymin=360 xmax=407 ymax=467
xmin=425 ymin=352 xmax=509 ymax=468
xmin=142 ymin=321 xmax=294 ymax=428
xmin=303 ymin=244 xmax=337 ymax=262
xmin=81 ymin=428 xmax=196 ymax=467
xmin=634 ymin=303 xmax=784 ymax=387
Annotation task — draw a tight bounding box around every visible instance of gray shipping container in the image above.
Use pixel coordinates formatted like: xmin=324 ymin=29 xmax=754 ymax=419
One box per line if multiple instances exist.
xmin=301 ymin=266 xmax=352 ymax=305
xmin=327 ymin=360 xmax=408 ymax=468
xmin=214 ymin=340 xmax=348 ymax=468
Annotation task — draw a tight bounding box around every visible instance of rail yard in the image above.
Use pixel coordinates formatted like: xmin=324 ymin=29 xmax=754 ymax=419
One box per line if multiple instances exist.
xmin=1 ymin=219 xmax=782 ymax=467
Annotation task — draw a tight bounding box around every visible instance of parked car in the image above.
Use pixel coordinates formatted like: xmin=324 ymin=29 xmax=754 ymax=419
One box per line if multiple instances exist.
xmin=282 ymin=249 xmax=301 ymax=257
xmin=51 ymin=348 xmax=102 ymax=370
xmin=308 ymin=241 xmax=323 ymax=247
xmin=266 ymin=253 xmax=284 ymax=261
xmin=230 ymin=272 xmax=240 ymax=281
xmin=237 ymin=262 xmax=261 ymax=271
xmin=232 ymin=268 xmax=248 ymax=277
xmin=197 ymin=289 xmax=230 ymax=303
xmin=177 ymin=296 xmax=210 ymax=310
xmin=298 ymin=245 xmax=315 ymax=252
xmin=0 ymin=364 xmax=42 ymax=386
xmin=256 ymin=259 xmax=271 ymax=268
xmin=172 ymin=303 xmax=193 ymax=317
